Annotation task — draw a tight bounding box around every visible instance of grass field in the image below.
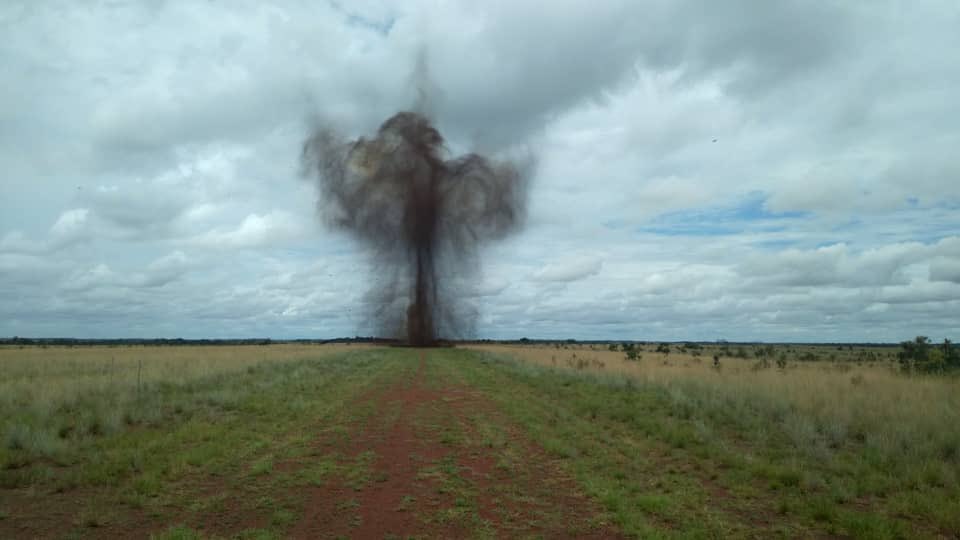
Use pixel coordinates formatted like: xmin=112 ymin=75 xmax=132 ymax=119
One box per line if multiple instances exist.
xmin=1 ymin=344 xmax=958 ymax=538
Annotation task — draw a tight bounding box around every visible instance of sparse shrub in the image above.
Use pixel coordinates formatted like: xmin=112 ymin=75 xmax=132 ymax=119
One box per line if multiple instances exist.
xmin=4 ymin=424 xmax=63 ymax=458
xmin=898 ymin=336 xmax=959 ymax=374
xmin=82 ymin=407 xmax=122 ymax=437
xmin=943 ymin=338 xmax=960 ymax=367
xmin=762 ymin=345 xmax=776 ymax=358
xmin=622 ymin=342 xmax=640 ymax=361
xmin=834 ymin=363 xmax=852 ymax=373
xmin=752 ymin=358 xmax=771 ymax=371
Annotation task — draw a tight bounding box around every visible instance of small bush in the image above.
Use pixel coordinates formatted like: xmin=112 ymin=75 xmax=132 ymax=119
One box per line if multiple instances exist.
xmin=899 ymin=337 xmax=959 ymax=374
xmin=4 ymin=424 xmax=64 ymax=458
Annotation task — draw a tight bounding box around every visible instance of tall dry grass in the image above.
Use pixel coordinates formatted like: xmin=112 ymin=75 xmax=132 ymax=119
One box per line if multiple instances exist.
xmin=0 ymin=344 xmax=363 ymax=409
xmin=0 ymin=344 xmax=365 ymax=462
xmin=467 ymin=343 xmax=960 ymax=484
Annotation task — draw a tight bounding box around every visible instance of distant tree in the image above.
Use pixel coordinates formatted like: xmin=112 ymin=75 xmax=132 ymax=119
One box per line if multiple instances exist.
xmin=897 ymin=336 xmax=959 ymax=374
xmin=899 ymin=336 xmax=931 ymax=372
xmin=776 ymin=354 xmax=788 ymax=369
xmin=943 ymin=339 xmax=959 ymax=369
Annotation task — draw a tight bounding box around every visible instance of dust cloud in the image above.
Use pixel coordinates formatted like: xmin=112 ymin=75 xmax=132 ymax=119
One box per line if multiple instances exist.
xmin=302 ymin=111 xmax=529 ymax=345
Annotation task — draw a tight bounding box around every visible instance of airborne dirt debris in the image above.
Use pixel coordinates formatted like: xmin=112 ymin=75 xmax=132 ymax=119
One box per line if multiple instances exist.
xmin=302 ymin=112 xmax=529 ymax=346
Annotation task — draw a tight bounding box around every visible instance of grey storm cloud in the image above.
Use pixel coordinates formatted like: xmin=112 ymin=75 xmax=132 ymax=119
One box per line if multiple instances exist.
xmin=533 ymin=258 xmax=603 ymax=283
xmin=1 ymin=1 xmax=959 ymax=341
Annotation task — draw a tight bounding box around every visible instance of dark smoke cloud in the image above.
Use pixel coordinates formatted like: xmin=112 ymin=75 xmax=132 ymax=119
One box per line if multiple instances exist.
xmin=302 ymin=112 xmax=529 ymax=345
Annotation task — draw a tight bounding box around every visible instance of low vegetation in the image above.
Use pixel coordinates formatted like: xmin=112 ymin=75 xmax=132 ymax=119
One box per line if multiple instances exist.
xmin=898 ymin=336 xmax=960 ymax=374
xmin=466 ymin=341 xmax=960 ymax=537
xmin=0 ymin=344 xmax=367 ymax=474
xmin=0 ymin=344 xmax=383 ymax=538
xmin=1 ymin=342 xmax=957 ymax=538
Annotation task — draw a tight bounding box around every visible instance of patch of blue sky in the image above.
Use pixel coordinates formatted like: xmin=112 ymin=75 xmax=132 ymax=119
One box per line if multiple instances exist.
xmin=638 ymin=191 xmax=810 ymax=237
xmin=330 ymin=1 xmax=396 ymax=35
xmin=346 ymin=14 xmax=395 ymax=35
xmin=940 ymin=201 xmax=960 ymax=211
xmin=815 ymin=241 xmax=844 ymax=249
xmin=831 ymin=218 xmax=863 ymax=232
xmin=732 ymin=191 xmax=809 ymax=221
xmin=753 ymin=239 xmax=798 ymax=250
xmin=914 ymin=232 xmax=959 ymax=245
xmin=869 ymin=205 xmax=959 ymax=244
xmin=642 ymin=224 xmax=743 ymax=236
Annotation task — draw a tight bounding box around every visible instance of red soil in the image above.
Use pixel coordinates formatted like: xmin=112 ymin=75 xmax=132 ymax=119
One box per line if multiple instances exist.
xmin=0 ymin=351 xmax=625 ymax=539
xmin=289 ymin=350 xmax=624 ymax=538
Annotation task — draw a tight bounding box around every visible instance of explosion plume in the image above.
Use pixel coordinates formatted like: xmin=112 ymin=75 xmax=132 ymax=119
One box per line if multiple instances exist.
xmin=302 ymin=112 xmax=528 ymax=346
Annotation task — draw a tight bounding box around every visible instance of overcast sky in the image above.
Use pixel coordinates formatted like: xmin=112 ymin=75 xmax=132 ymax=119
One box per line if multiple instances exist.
xmin=2 ymin=1 xmax=959 ymax=342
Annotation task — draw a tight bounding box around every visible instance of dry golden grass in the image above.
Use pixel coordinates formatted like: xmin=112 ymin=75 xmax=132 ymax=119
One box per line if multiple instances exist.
xmin=465 ymin=343 xmax=960 ymax=463
xmin=0 ymin=344 xmax=366 ymax=410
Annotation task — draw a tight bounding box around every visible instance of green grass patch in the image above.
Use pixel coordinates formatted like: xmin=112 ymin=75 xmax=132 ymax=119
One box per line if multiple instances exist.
xmin=0 ymin=348 xmax=408 ymax=537
xmin=4 ymin=346 xmax=955 ymax=538
xmin=434 ymin=348 xmax=955 ymax=538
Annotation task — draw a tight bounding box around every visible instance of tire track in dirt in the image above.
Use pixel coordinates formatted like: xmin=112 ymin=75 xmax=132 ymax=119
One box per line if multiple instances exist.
xmin=290 ymin=350 xmax=625 ymax=538
xmin=446 ymin=390 xmax=623 ymax=538
xmin=290 ymin=351 xmax=462 ymax=538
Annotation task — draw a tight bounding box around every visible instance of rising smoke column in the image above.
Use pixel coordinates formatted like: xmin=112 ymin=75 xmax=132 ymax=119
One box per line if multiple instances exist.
xmin=302 ymin=112 xmax=528 ymax=346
